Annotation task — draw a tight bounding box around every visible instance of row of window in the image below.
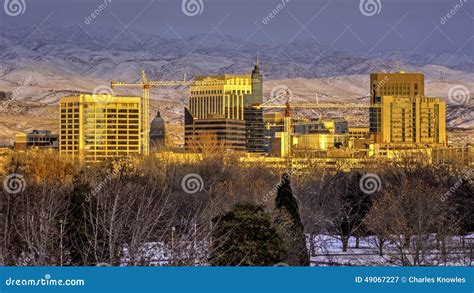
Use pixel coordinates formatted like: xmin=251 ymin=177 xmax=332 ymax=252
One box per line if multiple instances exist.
xmin=84 ymin=108 xmax=139 ymax=112
xmin=85 ymin=147 xmax=140 ymax=151
xmin=61 ymin=147 xmax=139 ymax=151
xmin=61 ymin=114 xmax=79 ymax=119
xmin=191 ymin=89 xmax=251 ymax=95
xmin=84 ymin=130 xmax=140 ymax=134
xmin=84 ymin=114 xmax=139 ymax=118
xmin=61 ymin=135 xmax=140 ymax=140
xmin=61 ymin=103 xmax=139 ymax=108
xmin=84 ymin=142 xmax=140 ymax=146
xmin=61 ymin=130 xmax=79 ymax=134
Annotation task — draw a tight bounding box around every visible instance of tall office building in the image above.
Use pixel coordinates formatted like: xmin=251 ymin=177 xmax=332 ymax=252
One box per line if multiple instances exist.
xmin=186 ymin=60 xmax=265 ymax=152
xmin=59 ymin=95 xmax=141 ymax=162
xmin=188 ymin=74 xmax=253 ymax=120
xmin=244 ymin=61 xmax=265 ymax=153
xmin=369 ymin=72 xmax=446 ymax=146
xmin=370 ymin=71 xmax=424 ymax=102
xmin=184 ymin=109 xmax=246 ymax=151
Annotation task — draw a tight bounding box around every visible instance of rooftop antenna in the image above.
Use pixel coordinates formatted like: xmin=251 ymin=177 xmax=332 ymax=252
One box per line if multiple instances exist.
xmin=395 ymin=48 xmax=401 ymax=72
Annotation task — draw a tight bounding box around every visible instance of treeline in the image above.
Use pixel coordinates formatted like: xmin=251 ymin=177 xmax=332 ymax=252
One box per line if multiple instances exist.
xmin=0 ymin=150 xmax=472 ymax=266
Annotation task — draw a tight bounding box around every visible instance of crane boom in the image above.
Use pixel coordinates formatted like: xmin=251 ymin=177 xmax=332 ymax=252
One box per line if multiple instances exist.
xmin=110 ymin=72 xmax=233 ymax=156
xmin=255 ymin=103 xmax=381 ymax=109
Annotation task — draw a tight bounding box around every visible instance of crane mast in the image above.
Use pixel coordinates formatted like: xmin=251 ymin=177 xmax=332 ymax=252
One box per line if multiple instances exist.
xmin=111 ymin=72 xmax=227 ymax=156
xmin=111 ymin=71 xmax=378 ymax=157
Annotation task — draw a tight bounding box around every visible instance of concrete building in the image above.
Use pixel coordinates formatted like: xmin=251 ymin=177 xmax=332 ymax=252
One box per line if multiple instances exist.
xmin=186 ymin=61 xmax=265 ymax=153
xmin=184 ymin=110 xmax=246 ymax=152
xmin=14 ymin=130 xmax=58 ymax=151
xmin=243 ymin=62 xmax=265 ymax=153
xmin=293 ymin=133 xmax=347 ymax=151
xmin=59 ymin=94 xmax=141 ymax=162
xmin=370 ymin=71 xmax=424 ymax=101
xmin=188 ymin=74 xmax=252 ymax=120
xmin=265 ymin=116 xmax=351 ymax=158
xmin=369 ymin=72 xmax=446 ymax=146
xmin=348 ymin=127 xmax=370 ymax=139
xmin=264 ymin=115 xmax=348 ymax=136
xmin=370 ymin=95 xmax=446 ymax=145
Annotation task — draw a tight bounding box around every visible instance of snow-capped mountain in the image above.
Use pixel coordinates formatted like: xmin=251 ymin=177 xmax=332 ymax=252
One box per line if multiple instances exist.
xmin=0 ymin=25 xmax=472 ymax=146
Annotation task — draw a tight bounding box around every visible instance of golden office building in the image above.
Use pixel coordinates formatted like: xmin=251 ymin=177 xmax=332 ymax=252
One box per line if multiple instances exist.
xmin=370 ymin=71 xmax=424 ymax=101
xmin=59 ymin=95 xmax=141 ymax=162
xmin=186 ymin=65 xmax=265 ymax=153
xmin=188 ymin=74 xmax=253 ymax=120
xmin=369 ymin=72 xmax=446 ymax=146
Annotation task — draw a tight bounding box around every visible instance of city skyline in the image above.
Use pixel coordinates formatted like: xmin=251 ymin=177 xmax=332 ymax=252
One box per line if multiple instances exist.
xmin=0 ymin=1 xmax=473 ymax=286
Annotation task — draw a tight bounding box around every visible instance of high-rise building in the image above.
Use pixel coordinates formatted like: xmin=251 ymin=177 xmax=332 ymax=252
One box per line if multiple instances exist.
xmin=369 ymin=72 xmax=446 ymax=146
xmin=370 ymin=95 xmax=446 ymax=145
xmin=188 ymin=74 xmax=252 ymax=120
xmin=59 ymin=95 xmax=141 ymax=162
xmin=244 ymin=62 xmax=265 ymax=153
xmin=370 ymin=71 xmax=424 ymax=102
xmin=184 ymin=109 xmax=246 ymax=151
xmin=186 ymin=60 xmax=265 ymax=153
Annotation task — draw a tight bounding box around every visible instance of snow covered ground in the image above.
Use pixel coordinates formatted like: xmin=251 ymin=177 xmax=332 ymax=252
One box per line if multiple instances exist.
xmin=310 ymin=234 xmax=474 ymax=266
xmin=116 ymin=234 xmax=474 ymax=267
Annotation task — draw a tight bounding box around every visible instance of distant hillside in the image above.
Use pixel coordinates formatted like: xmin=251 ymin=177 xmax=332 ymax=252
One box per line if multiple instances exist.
xmin=0 ymin=26 xmax=472 ymax=146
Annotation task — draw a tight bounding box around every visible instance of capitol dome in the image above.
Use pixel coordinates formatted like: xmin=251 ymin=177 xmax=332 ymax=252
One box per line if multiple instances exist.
xmin=150 ymin=111 xmax=166 ymax=146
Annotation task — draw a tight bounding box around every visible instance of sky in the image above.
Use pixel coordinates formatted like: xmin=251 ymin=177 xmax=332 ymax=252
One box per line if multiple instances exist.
xmin=0 ymin=0 xmax=473 ymax=56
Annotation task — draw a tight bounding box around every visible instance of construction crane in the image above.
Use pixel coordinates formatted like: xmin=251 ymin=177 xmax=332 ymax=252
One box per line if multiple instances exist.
xmin=111 ymin=71 xmax=227 ymax=156
xmin=255 ymin=103 xmax=381 ymax=109
xmin=255 ymin=99 xmax=381 ymax=158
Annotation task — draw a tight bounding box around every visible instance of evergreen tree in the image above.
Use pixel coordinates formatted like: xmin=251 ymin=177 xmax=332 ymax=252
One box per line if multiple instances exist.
xmin=275 ymin=173 xmax=310 ymax=266
xmin=209 ymin=202 xmax=287 ymax=266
